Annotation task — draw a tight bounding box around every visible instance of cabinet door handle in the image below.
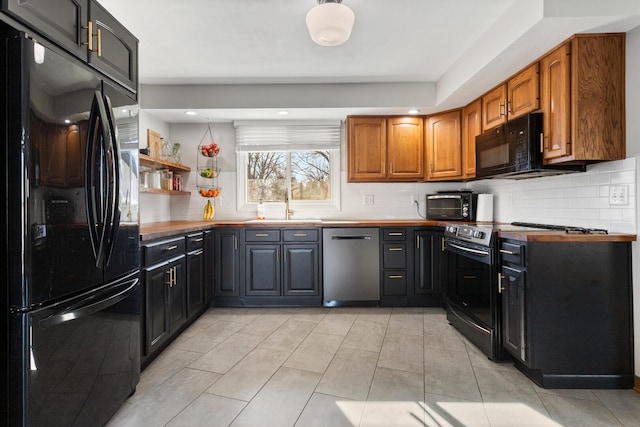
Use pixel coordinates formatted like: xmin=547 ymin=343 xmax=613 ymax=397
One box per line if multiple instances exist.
xmin=293 ymin=233 xmax=307 ymax=237
xmin=82 ymin=21 xmax=94 ymax=51
xmin=463 ymin=275 xmax=477 ymax=279
xmin=499 ymin=249 xmax=516 ymax=255
xmin=388 ymin=232 xmax=403 ymax=236
xmin=166 ymin=268 xmax=172 ymax=287
xmin=255 ymin=233 xmax=270 ymax=237
xmin=389 ymin=275 xmax=404 ymax=279
xmin=193 ymin=250 xmax=204 ymax=256
xmin=192 ymin=237 xmax=204 ymax=242
xmin=507 ymin=101 xmax=512 ymax=114
xmin=164 ymin=245 xmax=178 ymax=251
xmin=389 ymin=162 xmax=393 ymax=174
xmin=499 ymin=101 xmax=506 ymax=117
xmin=416 ymin=236 xmax=420 ymax=250
xmin=441 ymin=237 xmax=445 ymax=252
xmin=540 ymin=133 xmax=544 ymax=153
xmin=388 ymin=247 xmax=403 ymax=252
xmin=276 ymin=250 xmax=279 ymax=263
xmin=96 ymin=28 xmax=102 ymax=57
xmin=498 ymin=273 xmax=504 ymax=293
xmin=234 ymin=236 xmax=238 ymax=250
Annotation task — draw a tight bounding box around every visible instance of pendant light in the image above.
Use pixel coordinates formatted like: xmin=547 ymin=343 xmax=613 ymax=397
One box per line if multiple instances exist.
xmin=306 ymin=0 xmax=355 ymax=47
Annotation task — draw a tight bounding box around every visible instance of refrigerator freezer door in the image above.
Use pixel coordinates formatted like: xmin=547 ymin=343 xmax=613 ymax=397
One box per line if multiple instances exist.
xmin=9 ymin=271 xmax=141 ymax=426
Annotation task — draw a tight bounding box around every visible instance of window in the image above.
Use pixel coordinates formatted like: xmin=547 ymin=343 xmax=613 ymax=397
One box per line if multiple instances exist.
xmin=235 ymin=122 xmax=341 ymax=214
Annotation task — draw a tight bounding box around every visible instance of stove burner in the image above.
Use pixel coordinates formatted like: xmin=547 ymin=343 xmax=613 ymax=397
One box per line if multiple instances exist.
xmin=510 ymin=222 xmax=608 ymax=234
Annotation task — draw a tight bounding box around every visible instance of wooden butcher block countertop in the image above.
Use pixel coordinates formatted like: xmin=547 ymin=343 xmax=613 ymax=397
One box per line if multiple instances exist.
xmin=140 ymin=220 xmax=636 ymax=243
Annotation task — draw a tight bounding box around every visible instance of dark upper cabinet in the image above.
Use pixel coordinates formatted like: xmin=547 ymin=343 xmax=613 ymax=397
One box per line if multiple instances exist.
xmin=88 ymin=0 xmax=138 ymax=94
xmin=2 ymin=0 xmax=138 ymax=95
xmin=2 ymin=0 xmax=89 ymax=59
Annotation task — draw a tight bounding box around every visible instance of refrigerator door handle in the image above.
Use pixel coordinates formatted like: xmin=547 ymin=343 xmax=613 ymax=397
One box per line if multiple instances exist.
xmin=85 ymin=92 xmax=103 ymax=265
xmin=38 ymin=276 xmax=139 ymax=330
xmin=86 ymin=90 xmax=115 ymax=267
xmin=101 ymin=94 xmax=121 ymax=266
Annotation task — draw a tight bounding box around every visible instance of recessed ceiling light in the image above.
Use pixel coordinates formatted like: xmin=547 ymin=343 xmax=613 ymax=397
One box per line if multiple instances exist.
xmin=408 ymin=109 xmax=420 ymax=115
xmin=64 ymin=119 xmax=71 ymax=124
xmin=278 ymin=111 xmax=289 ymax=115
xmin=185 ymin=111 xmax=197 ymax=116
xmin=122 ymin=109 xmax=128 ymax=113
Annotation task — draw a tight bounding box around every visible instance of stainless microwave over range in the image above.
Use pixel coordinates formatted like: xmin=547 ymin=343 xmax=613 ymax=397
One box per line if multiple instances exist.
xmin=475 ymin=112 xmax=585 ymax=179
xmin=426 ymin=191 xmax=477 ymax=221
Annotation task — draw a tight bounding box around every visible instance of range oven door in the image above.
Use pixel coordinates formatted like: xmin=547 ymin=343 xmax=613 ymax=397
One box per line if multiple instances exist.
xmin=444 ymin=237 xmax=503 ymax=360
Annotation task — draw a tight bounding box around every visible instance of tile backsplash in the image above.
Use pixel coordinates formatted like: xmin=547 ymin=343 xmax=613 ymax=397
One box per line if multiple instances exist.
xmin=466 ymin=157 xmax=637 ymax=233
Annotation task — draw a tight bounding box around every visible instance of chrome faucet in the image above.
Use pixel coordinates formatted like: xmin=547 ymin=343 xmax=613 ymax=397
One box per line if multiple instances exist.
xmin=285 ymin=193 xmax=292 ymax=220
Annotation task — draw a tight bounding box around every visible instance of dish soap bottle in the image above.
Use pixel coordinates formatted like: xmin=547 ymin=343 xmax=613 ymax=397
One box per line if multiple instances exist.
xmin=256 ymin=200 xmax=266 ymax=220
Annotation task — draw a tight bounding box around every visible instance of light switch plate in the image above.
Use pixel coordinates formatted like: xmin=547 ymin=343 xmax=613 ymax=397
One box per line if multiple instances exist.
xmin=363 ymin=194 xmax=374 ymax=205
xmin=609 ymin=185 xmax=628 ymax=205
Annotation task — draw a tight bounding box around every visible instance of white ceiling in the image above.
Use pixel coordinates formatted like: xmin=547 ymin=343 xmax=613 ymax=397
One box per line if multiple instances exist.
xmin=99 ymin=0 xmax=640 ymax=123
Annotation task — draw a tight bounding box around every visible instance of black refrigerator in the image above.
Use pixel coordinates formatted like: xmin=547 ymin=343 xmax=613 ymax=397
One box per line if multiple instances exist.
xmin=1 ymin=22 xmax=141 ymax=426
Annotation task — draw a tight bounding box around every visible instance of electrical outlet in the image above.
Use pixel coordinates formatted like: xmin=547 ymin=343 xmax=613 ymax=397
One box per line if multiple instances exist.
xmin=363 ymin=194 xmax=374 ymax=205
xmin=410 ymin=194 xmax=419 ymax=206
xmin=609 ymin=185 xmax=629 ymax=206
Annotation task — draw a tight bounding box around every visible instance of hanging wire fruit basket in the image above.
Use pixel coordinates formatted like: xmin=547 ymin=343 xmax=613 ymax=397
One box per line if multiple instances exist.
xmin=196 ymin=121 xmax=221 ymax=199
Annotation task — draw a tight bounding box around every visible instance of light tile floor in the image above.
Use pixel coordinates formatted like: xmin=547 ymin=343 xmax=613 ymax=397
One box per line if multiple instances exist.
xmin=108 ymin=307 xmax=640 ymax=427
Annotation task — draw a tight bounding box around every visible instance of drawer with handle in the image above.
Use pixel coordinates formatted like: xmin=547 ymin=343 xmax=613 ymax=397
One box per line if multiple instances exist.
xmin=144 ymin=237 xmax=186 ymax=265
xmin=283 ymin=229 xmax=319 ymax=242
xmin=245 ymin=229 xmax=281 ymax=242
xmin=499 ymin=240 xmax=525 ymax=266
xmin=186 ymin=232 xmax=204 ymax=251
xmin=382 ymin=228 xmax=407 ymax=241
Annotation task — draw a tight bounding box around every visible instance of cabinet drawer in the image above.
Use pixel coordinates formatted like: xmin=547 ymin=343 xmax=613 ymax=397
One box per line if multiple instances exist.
xmin=245 ymin=229 xmax=281 ymax=242
xmin=383 ymin=243 xmax=407 ymax=269
xmin=144 ymin=237 xmax=185 ymax=266
xmin=186 ymin=232 xmax=204 ymax=252
xmin=383 ymin=271 xmax=407 ymax=296
xmin=383 ymin=228 xmax=407 ymax=241
xmin=500 ymin=240 xmax=525 ymax=266
xmin=283 ymin=229 xmax=319 ymax=242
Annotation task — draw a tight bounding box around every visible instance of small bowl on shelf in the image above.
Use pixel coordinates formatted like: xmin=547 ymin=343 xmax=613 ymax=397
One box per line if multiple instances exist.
xmin=198 ymin=167 xmax=219 ymax=179
xmin=198 ymin=186 xmax=221 ymax=198
xmin=198 ymin=144 xmax=220 ymax=158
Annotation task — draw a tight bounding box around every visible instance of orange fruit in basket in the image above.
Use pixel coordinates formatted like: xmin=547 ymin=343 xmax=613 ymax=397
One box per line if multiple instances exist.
xmin=199 ymin=189 xmax=206 ymax=196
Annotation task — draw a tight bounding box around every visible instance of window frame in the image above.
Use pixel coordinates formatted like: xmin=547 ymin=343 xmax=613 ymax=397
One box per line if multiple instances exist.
xmin=236 ymin=148 xmax=341 ymax=216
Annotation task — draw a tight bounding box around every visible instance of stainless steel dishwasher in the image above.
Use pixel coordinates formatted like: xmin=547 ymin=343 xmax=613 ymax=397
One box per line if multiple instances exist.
xmin=322 ymin=228 xmax=380 ymax=306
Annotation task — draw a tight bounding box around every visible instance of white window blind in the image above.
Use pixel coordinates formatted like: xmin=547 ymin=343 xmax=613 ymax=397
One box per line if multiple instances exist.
xmin=234 ymin=121 xmax=341 ymax=152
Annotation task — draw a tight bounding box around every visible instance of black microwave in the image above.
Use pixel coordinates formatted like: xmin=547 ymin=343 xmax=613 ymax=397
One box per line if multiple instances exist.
xmin=475 ymin=112 xmax=584 ymax=179
xmin=426 ymin=192 xmax=477 ymax=221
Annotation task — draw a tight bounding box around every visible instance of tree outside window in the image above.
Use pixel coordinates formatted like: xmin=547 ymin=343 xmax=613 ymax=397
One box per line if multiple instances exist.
xmin=247 ymin=150 xmax=330 ymax=202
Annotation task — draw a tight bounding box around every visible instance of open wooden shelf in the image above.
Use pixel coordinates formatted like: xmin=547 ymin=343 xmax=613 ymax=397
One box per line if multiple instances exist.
xmin=140 ymin=187 xmax=191 ymax=196
xmin=139 ymin=153 xmax=191 ymax=173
